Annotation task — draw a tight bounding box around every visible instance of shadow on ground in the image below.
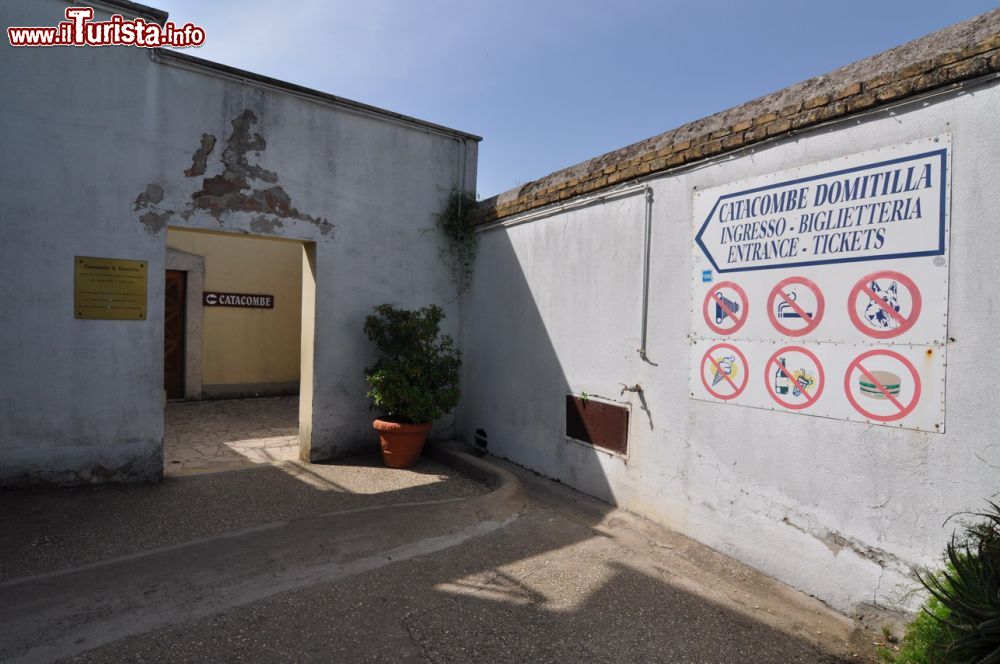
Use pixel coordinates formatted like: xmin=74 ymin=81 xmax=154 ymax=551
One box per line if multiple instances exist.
xmin=0 ymin=446 xmax=867 ymax=663
xmin=58 ymin=469 xmax=857 ymax=663
xmin=0 ymin=453 xmax=484 ymax=581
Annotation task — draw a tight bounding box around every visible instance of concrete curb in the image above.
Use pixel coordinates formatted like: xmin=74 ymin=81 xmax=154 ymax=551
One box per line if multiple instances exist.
xmin=425 ymin=441 xmax=529 ymax=522
xmin=0 ymin=445 xmax=531 ymax=663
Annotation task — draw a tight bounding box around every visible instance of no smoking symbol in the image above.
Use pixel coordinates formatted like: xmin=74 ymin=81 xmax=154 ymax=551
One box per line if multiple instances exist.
xmin=844 ymin=349 xmax=922 ymax=422
xmin=767 ymin=276 xmax=824 ymax=337
xmin=848 ymin=271 xmax=922 ymax=339
xmin=703 ymin=282 xmax=748 ymax=335
xmin=764 ymin=346 xmax=824 ymax=410
xmin=700 ymin=343 xmax=748 ymax=400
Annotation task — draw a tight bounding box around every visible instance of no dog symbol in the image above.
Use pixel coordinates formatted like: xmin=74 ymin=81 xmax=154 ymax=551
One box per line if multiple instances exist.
xmin=848 ymin=271 xmax=922 ymax=339
xmin=764 ymin=346 xmax=824 ymax=410
xmin=700 ymin=343 xmax=748 ymax=400
xmin=703 ymin=281 xmax=748 ymax=335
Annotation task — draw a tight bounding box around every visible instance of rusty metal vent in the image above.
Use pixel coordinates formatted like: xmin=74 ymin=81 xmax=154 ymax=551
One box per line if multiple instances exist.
xmin=565 ymin=395 xmax=629 ymax=455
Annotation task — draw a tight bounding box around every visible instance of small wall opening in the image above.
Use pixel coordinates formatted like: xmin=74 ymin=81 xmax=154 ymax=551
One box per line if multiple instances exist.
xmin=471 ymin=428 xmax=489 ymax=457
xmin=565 ymin=394 xmax=630 ymax=456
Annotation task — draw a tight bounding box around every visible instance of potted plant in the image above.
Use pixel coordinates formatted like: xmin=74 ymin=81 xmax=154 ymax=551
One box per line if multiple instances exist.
xmin=363 ymin=304 xmax=461 ymax=468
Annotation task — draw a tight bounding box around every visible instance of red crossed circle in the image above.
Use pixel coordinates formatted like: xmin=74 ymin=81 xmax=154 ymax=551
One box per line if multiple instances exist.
xmin=703 ymin=282 xmax=748 ymax=335
xmin=848 ymin=271 xmax=922 ymax=339
xmin=763 ymin=346 xmax=825 ymax=410
xmin=700 ymin=343 xmax=748 ymax=400
xmin=767 ymin=276 xmax=825 ymax=337
xmin=843 ymin=349 xmax=921 ymax=422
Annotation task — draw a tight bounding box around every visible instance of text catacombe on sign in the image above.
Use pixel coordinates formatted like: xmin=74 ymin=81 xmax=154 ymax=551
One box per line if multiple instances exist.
xmin=695 ymin=147 xmax=946 ymax=273
xmin=203 ymin=292 xmax=274 ymax=309
xmin=690 ymin=135 xmax=950 ymax=433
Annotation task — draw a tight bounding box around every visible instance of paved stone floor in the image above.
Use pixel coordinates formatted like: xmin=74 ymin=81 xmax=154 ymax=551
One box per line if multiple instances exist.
xmin=164 ymin=396 xmax=301 ymax=476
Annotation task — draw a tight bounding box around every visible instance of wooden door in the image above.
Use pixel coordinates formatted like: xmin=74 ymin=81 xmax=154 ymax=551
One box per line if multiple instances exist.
xmin=164 ymin=270 xmax=186 ymax=399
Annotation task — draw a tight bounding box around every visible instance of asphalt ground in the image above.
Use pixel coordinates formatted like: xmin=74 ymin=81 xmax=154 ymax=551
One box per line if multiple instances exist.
xmin=0 ymin=454 xmax=485 ymax=581
xmin=0 ymin=446 xmax=874 ymax=663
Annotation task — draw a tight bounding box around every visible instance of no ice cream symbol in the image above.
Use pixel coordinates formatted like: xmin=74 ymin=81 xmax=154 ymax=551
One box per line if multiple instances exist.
xmin=848 ymin=271 xmax=922 ymax=339
xmin=844 ymin=349 xmax=922 ymax=422
xmin=703 ymin=281 xmax=748 ymax=335
xmin=700 ymin=343 xmax=748 ymax=400
xmin=764 ymin=346 xmax=824 ymax=410
xmin=767 ymin=276 xmax=825 ymax=337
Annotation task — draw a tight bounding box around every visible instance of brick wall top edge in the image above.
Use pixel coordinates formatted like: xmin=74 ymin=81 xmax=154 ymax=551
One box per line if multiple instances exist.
xmin=475 ymin=8 xmax=1000 ymax=224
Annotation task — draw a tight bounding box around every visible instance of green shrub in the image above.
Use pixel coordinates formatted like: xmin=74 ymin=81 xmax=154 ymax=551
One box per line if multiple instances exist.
xmin=917 ymin=501 xmax=1000 ymax=663
xmin=880 ymin=592 xmax=954 ymax=663
xmin=886 ymin=502 xmax=1000 ymax=663
xmin=363 ymin=304 xmax=461 ymax=424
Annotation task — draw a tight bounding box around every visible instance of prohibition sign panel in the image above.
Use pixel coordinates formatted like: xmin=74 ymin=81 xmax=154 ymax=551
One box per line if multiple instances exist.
xmin=703 ymin=282 xmax=748 ymax=335
xmin=700 ymin=343 xmax=749 ymax=400
xmin=848 ymin=271 xmax=922 ymax=340
xmin=843 ymin=349 xmax=921 ymax=422
xmin=767 ymin=277 xmax=825 ymax=337
xmin=764 ymin=346 xmax=825 ymax=410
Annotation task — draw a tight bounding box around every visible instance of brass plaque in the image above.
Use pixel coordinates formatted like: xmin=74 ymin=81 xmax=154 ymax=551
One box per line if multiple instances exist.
xmin=75 ymin=256 xmax=148 ymax=320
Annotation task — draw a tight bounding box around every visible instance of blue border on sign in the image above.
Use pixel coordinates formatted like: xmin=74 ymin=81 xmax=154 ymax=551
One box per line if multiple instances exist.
xmin=695 ymin=148 xmax=948 ymax=273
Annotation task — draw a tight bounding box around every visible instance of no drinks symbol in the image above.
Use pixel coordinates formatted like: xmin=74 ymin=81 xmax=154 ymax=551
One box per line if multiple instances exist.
xmin=703 ymin=281 xmax=748 ymax=335
xmin=764 ymin=346 xmax=825 ymax=410
xmin=767 ymin=276 xmax=824 ymax=337
xmin=848 ymin=271 xmax=922 ymax=339
xmin=700 ymin=343 xmax=748 ymax=400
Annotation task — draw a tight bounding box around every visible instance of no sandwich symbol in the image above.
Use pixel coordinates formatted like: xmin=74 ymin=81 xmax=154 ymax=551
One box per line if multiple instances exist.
xmin=844 ymin=349 xmax=922 ymax=422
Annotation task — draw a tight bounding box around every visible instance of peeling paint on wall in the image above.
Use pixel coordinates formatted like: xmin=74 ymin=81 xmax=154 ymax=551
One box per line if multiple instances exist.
xmin=249 ymin=216 xmax=285 ymax=234
xmin=133 ymin=184 xmax=164 ymax=210
xmin=139 ymin=210 xmax=172 ymax=234
xmin=133 ymin=109 xmax=335 ymax=237
xmin=184 ymin=134 xmax=217 ymax=177
xmin=184 ymin=109 xmax=333 ymax=234
xmin=781 ymin=515 xmax=909 ymax=572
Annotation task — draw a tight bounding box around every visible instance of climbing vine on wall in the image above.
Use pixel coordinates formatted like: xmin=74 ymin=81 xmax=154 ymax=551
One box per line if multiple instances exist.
xmin=435 ymin=189 xmax=479 ymax=293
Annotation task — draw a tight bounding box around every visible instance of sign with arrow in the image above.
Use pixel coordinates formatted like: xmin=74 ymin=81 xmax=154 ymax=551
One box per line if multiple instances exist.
xmin=689 ymin=136 xmax=951 ymax=432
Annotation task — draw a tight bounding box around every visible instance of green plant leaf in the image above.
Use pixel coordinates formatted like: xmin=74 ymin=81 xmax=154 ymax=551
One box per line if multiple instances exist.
xmin=435 ymin=189 xmax=479 ymax=293
xmin=907 ymin=501 xmax=1000 ymax=663
xmin=363 ymin=304 xmax=462 ymax=424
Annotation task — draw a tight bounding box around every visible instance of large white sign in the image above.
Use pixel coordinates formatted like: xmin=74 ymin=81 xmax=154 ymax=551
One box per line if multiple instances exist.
xmin=689 ymin=136 xmax=950 ymax=432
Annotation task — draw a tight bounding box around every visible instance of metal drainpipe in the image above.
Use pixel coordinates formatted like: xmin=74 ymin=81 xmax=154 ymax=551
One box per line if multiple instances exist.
xmin=638 ymin=186 xmax=654 ymax=361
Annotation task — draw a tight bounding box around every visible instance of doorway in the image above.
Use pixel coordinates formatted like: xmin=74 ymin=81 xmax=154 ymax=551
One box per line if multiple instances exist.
xmin=164 ymin=269 xmax=186 ymax=400
xmin=162 ymin=228 xmax=316 ymax=476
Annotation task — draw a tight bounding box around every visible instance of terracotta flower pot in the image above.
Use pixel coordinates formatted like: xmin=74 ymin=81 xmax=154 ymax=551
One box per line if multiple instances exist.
xmin=372 ymin=419 xmax=432 ymax=468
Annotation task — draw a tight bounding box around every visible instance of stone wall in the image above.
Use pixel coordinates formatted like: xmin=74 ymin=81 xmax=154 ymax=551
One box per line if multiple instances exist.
xmin=477 ymin=9 xmax=1000 ymax=225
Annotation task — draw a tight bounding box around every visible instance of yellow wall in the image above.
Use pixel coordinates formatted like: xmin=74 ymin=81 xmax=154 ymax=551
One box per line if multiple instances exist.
xmin=167 ymin=229 xmax=301 ymax=389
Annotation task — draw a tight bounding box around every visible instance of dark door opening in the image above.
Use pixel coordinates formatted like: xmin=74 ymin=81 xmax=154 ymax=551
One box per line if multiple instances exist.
xmin=164 ymin=269 xmax=186 ymax=399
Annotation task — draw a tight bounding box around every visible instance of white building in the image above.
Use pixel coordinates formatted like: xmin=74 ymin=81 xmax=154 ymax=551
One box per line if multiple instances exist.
xmin=3 ymin=0 xmax=999 ymax=617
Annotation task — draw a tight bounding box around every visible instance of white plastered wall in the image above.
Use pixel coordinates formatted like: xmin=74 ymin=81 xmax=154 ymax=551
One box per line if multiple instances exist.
xmin=459 ymin=80 xmax=1000 ymax=614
